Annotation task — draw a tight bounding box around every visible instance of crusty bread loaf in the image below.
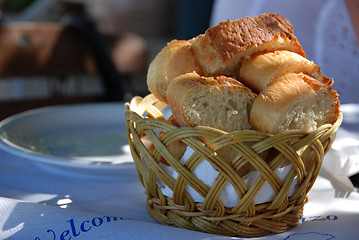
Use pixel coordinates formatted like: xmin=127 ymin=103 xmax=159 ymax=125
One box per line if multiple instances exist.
xmin=147 ymin=40 xmax=203 ymax=103
xmin=190 ymin=13 xmax=306 ymax=78
xmin=240 ymin=50 xmax=333 ymax=93
xmin=167 ymin=72 xmax=256 ymax=132
xmin=250 ymin=73 xmax=340 ymax=134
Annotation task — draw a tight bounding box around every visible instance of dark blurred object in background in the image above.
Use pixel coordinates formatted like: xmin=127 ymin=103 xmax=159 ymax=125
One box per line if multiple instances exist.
xmin=0 ymin=0 xmax=215 ymax=120
xmin=2 ymin=0 xmax=36 ymax=13
xmin=175 ymin=0 xmax=214 ymax=40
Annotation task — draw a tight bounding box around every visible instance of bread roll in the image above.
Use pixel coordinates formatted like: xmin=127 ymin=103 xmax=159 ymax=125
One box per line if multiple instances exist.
xmin=239 ymin=50 xmax=333 ymax=93
xmin=147 ymin=40 xmax=203 ymax=103
xmin=167 ymin=72 xmax=264 ymax=177
xmin=190 ymin=13 xmax=305 ymax=78
xmin=167 ymin=72 xmax=256 ymax=132
xmin=250 ymin=73 xmax=340 ymax=134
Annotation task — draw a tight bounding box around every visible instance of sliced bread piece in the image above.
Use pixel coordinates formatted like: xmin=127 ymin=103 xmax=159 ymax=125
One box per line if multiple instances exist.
xmin=147 ymin=40 xmax=203 ymax=103
xmin=250 ymin=73 xmax=340 ymax=134
xmin=167 ymin=72 xmax=256 ymax=132
xmin=239 ymin=50 xmax=333 ymax=93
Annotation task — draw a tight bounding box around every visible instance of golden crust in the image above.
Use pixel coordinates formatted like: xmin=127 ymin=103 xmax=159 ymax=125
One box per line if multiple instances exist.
xmin=190 ymin=13 xmax=305 ymax=77
xmin=147 ymin=40 xmax=203 ymax=103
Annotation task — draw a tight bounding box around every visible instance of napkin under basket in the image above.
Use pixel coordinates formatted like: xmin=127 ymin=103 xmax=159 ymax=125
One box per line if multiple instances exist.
xmin=124 ymin=94 xmax=342 ymax=237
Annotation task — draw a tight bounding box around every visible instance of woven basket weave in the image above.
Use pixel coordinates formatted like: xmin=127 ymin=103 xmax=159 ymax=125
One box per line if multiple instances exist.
xmin=125 ymin=94 xmax=342 ymax=237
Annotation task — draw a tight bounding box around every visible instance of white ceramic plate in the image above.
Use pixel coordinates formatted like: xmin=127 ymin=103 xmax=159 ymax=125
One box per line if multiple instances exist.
xmin=0 ymin=103 xmax=135 ymax=177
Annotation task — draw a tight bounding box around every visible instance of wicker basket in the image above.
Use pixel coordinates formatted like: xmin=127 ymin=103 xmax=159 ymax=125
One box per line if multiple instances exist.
xmin=125 ymin=94 xmax=342 ymax=237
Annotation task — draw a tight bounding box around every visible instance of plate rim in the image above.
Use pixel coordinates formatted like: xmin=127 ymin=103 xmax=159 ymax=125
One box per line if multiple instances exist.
xmin=0 ymin=102 xmax=134 ymax=170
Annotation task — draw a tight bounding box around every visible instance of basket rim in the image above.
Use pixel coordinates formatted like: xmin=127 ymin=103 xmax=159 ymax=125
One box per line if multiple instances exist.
xmin=124 ymin=97 xmax=343 ymax=136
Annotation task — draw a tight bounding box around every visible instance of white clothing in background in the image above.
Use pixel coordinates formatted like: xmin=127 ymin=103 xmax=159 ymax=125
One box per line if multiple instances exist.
xmin=210 ymin=0 xmax=359 ymax=104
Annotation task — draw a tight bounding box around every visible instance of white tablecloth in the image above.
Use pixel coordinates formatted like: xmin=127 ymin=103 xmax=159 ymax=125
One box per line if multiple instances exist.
xmin=1 ymin=108 xmax=359 ymax=239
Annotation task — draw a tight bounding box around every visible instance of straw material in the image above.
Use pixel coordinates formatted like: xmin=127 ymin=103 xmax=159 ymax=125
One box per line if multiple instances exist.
xmin=125 ymin=94 xmax=342 ymax=237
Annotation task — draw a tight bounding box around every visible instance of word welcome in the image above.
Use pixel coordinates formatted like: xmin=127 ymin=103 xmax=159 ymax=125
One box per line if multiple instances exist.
xmin=35 ymin=215 xmax=130 ymax=240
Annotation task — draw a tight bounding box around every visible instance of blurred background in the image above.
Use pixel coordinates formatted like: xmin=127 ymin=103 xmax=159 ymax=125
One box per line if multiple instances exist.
xmin=0 ymin=0 xmax=214 ymax=119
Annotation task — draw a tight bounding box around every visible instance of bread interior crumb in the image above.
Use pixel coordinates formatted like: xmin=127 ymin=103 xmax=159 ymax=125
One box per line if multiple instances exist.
xmin=184 ymin=88 xmax=254 ymax=132
xmin=276 ymin=92 xmax=336 ymax=133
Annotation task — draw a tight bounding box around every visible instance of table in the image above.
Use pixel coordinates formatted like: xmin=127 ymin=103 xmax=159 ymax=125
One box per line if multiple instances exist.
xmin=0 ymin=104 xmax=359 ymax=240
